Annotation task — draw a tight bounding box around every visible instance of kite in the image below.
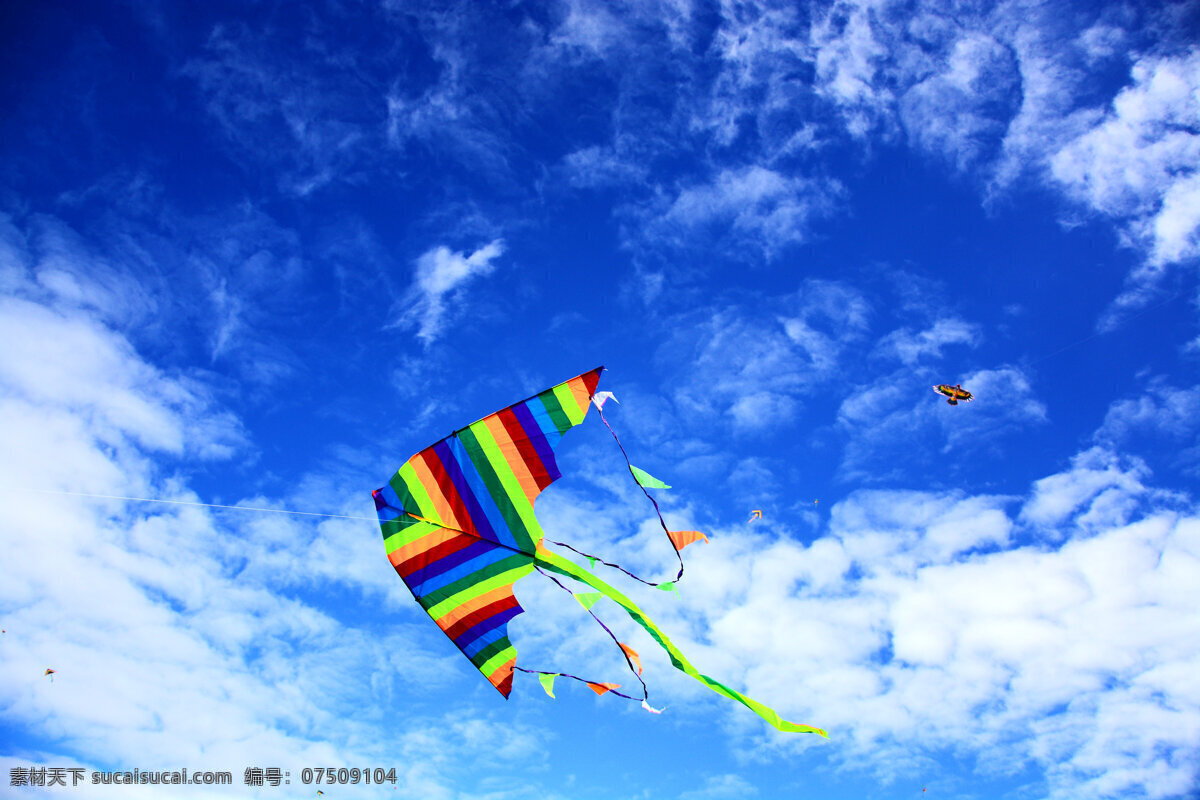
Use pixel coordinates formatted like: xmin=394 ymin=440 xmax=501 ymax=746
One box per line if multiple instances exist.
xmin=44 ymin=668 xmax=55 ymax=682
xmin=933 ymin=384 xmax=973 ymax=405
xmin=372 ymin=367 xmax=825 ymax=735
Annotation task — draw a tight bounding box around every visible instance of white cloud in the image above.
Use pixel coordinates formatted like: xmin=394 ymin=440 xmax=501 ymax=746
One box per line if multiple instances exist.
xmin=873 ymin=317 xmax=981 ymax=366
xmin=639 ymin=166 xmax=843 ymax=261
xmin=396 ymin=239 xmax=505 ymax=344
xmin=1050 ymin=49 xmax=1200 ymax=269
xmin=1096 ymin=381 xmax=1200 ymax=444
xmin=837 ymin=366 xmax=1048 ymax=481
xmin=661 ymin=282 xmax=870 ymax=434
xmin=899 ymin=32 xmax=1022 ymax=171
xmin=677 ymin=773 xmax=760 ymax=800
xmin=182 ymin=22 xmax=375 ymax=196
xmin=0 ymin=267 xmax=486 ymax=799
xmin=630 ymin=449 xmax=1199 ymax=798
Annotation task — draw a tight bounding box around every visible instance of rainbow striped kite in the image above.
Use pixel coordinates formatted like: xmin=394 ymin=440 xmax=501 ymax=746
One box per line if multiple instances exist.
xmin=372 ymin=367 xmax=825 ymax=735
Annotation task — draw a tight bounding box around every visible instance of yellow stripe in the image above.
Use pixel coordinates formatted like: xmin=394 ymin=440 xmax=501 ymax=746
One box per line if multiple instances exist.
xmin=484 ymin=656 xmax=516 ymax=688
xmin=433 ymin=584 xmax=516 ymax=630
xmin=409 ymin=454 xmax=463 ymax=532
xmin=388 ymin=526 xmax=461 ymax=566
xmin=425 ymin=563 xmax=534 ymax=619
xmin=469 ymin=417 xmax=542 ymax=538
xmin=553 ymin=381 xmax=585 ymax=426
xmin=480 ymin=649 xmax=517 ymax=682
xmin=481 ymin=413 xmax=542 ymax=504
xmin=565 ymin=375 xmax=593 ymax=422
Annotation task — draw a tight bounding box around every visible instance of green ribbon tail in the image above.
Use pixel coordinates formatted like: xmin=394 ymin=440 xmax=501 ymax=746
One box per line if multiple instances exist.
xmin=533 ymin=547 xmax=827 ymax=737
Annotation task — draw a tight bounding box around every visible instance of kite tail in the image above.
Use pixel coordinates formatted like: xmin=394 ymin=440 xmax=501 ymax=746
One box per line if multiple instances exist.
xmin=537 ymin=565 xmax=649 ymax=700
xmin=533 ymin=545 xmax=827 ymax=736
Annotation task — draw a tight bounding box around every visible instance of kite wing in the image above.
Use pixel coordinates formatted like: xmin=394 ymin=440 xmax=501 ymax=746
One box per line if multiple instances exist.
xmin=933 ymin=384 xmax=973 ymax=401
xmin=373 ymin=368 xmax=603 ymax=696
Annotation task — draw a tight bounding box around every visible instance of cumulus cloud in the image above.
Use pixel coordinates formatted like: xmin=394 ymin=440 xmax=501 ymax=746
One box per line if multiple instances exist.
xmin=636 ymin=449 xmax=1199 ymax=799
xmin=395 ymin=239 xmax=505 ymax=344
xmin=1050 ymin=49 xmax=1200 ymax=270
xmin=0 ymin=255 xmax=501 ymax=799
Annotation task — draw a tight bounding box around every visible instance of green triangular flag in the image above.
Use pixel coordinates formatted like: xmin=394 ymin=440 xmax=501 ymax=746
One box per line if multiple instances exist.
xmin=538 ymin=673 xmax=557 ymax=699
xmin=630 ymin=465 xmax=671 ymax=489
xmin=574 ymin=591 xmax=603 ymax=610
xmin=587 ymin=556 xmax=597 ymax=570
xmin=656 ymin=581 xmax=678 ymax=594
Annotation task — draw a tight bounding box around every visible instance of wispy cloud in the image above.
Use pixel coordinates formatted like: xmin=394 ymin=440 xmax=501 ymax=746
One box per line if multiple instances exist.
xmin=659 ymin=281 xmax=870 ymax=434
xmin=872 ymin=317 xmax=981 ymax=366
xmin=837 ymin=366 xmax=1048 ymax=482
xmin=182 ymin=21 xmax=380 ymax=196
xmin=637 ymin=166 xmax=843 ymax=263
xmin=394 ymin=239 xmax=506 ymax=344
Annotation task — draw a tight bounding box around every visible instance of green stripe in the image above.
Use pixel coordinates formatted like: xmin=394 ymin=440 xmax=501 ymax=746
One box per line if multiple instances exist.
xmin=538 ymin=389 xmax=573 ymax=435
xmin=396 ymin=461 xmax=440 ymax=524
xmin=552 ymin=381 xmax=587 ymax=426
xmin=387 ymin=469 xmax=419 ymax=514
xmin=533 ymin=547 xmax=828 ymax=736
xmin=383 ymin=521 xmax=442 ymax=556
xmin=380 ymin=514 xmax=417 ymax=539
xmin=463 ymin=421 xmax=540 ymax=553
xmin=476 ymin=641 xmax=518 ymax=676
xmin=458 ymin=426 xmax=536 ymax=554
xmin=469 ymin=635 xmax=514 ymax=669
xmin=423 ymin=557 xmax=534 ymax=618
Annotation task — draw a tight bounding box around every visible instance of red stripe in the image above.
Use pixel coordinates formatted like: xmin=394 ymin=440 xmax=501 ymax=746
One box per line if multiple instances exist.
xmin=581 ymin=368 xmax=602 ymax=397
xmin=497 ymin=407 xmax=553 ymax=492
xmin=418 ymin=448 xmax=473 ymax=534
xmin=495 ymin=669 xmax=514 ymax=697
xmin=440 ymin=594 xmax=521 ymax=642
xmin=395 ymin=533 xmax=476 ymax=579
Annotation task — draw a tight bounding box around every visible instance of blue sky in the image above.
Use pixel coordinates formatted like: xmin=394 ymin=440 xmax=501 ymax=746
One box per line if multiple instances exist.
xmin=1 ymin=1 xmax=1198 ymax=798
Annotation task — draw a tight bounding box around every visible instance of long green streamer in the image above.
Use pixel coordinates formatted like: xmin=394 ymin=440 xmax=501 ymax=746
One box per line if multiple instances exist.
xmin=534 ymin=546 xmax=827 ymax=736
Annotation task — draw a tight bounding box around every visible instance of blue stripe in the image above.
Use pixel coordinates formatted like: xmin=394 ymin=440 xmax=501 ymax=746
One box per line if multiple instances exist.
xmin=459 ymin=625 xmax=507 ymax=659
xmin=409 ymin=546 xmax=512 ymax=598
xmin=453 ymin=603 xmax=523 ymax=652
xmin=431 ymin=440 xmax=500 ymax=543
xmin=403 ymin=538 xmax=495 ymax=588
xmin=373 ymin=483 xmax=404 ymax=524
xmin=511 ymin=402 xmax=561 ymax=483
xmin=445 ymin=436 xmax=522 ymax=552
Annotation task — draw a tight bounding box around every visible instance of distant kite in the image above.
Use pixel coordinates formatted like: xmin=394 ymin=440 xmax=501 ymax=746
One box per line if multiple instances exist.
xmin=372 ymin=367 xmax=825 ymax=735
xmin=44 ymin=668 xmax=55 ymax=682
xmin=933 ymin=384 xmax=973 ymax=405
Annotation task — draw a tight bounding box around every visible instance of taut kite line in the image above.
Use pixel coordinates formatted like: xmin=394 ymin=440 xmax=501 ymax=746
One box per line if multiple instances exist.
xmin=372 ymin=367 xmax=825 ymax=735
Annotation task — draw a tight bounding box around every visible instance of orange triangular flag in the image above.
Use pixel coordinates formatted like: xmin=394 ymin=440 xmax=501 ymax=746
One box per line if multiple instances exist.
xmin=586 ymin=681 xmax=620 ymax=696
xmin=668 ymin=530 xmax=708 ymax=550
xmin=619 ymin=642 xmax=643 ymax=674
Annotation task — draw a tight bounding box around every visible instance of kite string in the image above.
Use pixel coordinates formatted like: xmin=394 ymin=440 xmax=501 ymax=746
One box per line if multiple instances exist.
xmin=535 ymin=565 xmax=649 ymax=701
xmin=512 ymin=667 xmax=640 ymax=702
xmin=544 ymin=538 xmax=672 ymax=588
xmin=594 ymin=404 xmax=685 ymax=582
xmin=1026 ymin=290 xmax=1184 ymax=368
xmin=6 ymin=487 xmax=378 ymax=522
